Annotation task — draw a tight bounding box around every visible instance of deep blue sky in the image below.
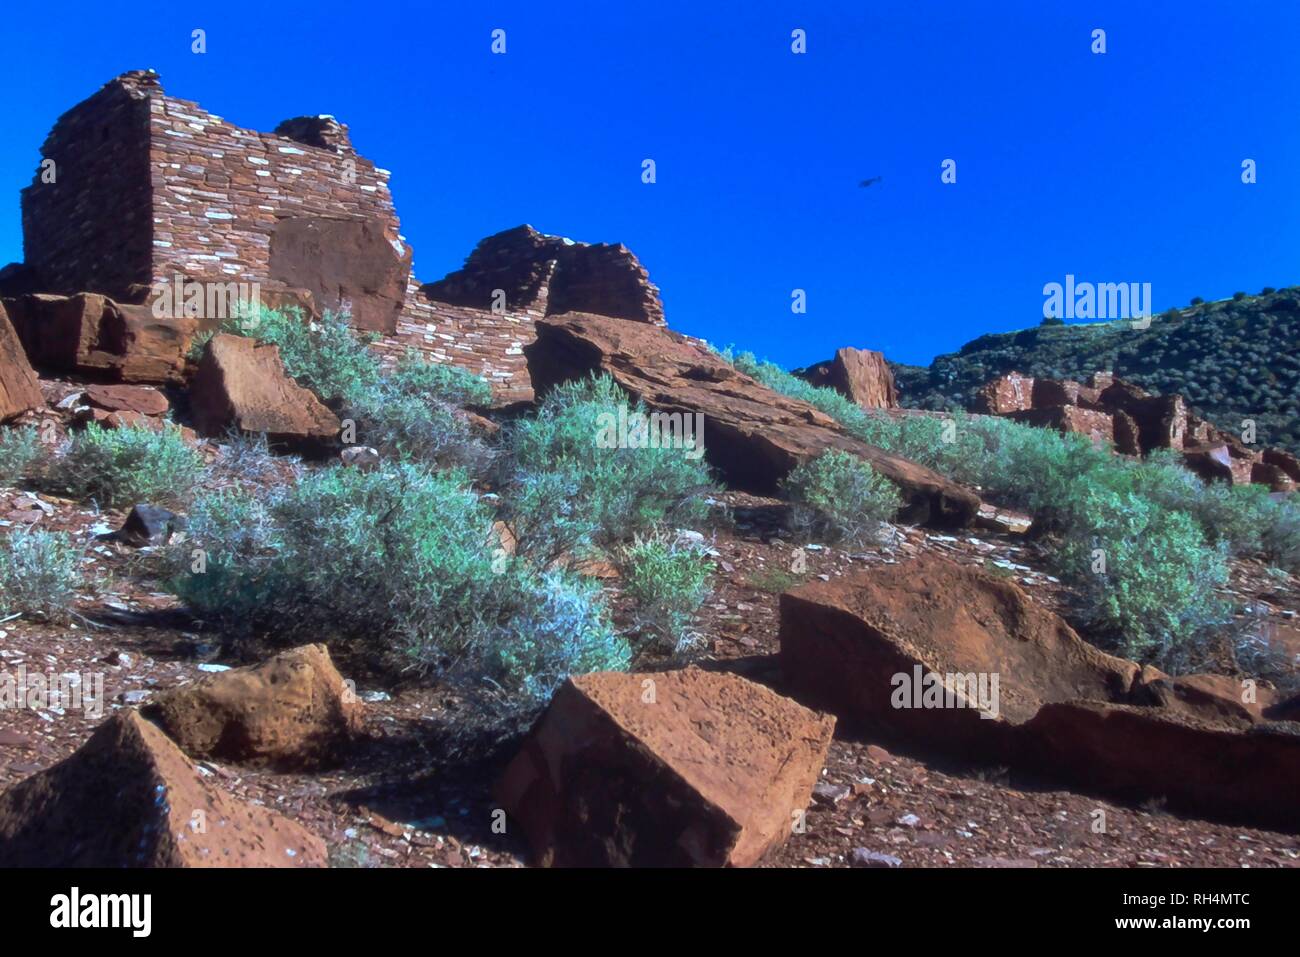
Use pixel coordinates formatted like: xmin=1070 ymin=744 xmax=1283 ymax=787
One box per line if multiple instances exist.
xmin=3 ymin=1 xmax=1297 ymax=368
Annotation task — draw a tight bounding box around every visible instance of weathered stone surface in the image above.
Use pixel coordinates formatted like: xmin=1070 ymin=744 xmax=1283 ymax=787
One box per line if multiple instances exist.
xmin=1022 ymin=700 xmax=1300 ymax=832
xmin=1006 ymin=406 xmax=1114 ymax=447
xmin=0 ymin=711 xmax=326 ymax=866
xmin=116 ymin=503 xmax=187 ymax=547
xmin=2 ymin=292 xmax=194 ymax=383
xmin=975 ymin=503 xmax=1033 ymax=535
xmin=1097 ymin=382 xmax=1186 ymax=451
xmin=0 ymin=302 xmax=42 ymax=422
xmin=1135 ymin=672 xmax=1270 ymax=728
xmin=268 ymin=216 xmax=412 ymax=334
xmin=424 ymin=224 xmax=665 ymax=325
xmin=1251 ymin=461 xmax=1296 ymax=492
xmin=779 ymin=555 xmax=1138 ymax=756
xmin=497 ymin=666 xmax=835 ymax=867
xmin=1182 ymin=444 xmax=1238 ymax=484
xmin=780 ymin=554 xmax=1300 ymax=830
xmin=1262 ymin=448 xmax=1300 ymax=483
xmin=794 ymin=347 xmax=898 ymax=409
xmin=143 ymin=644 xmax=361 ymax=769
xmin=524 ymin=312 xmax=980 ymax=527
xmin=1030 ymin=377 xmax=1082 ymax=408
xmin=971 ymin=372 xmax=1034 ymax=414
xmin=83 ymin=383 xmax=169 ymax=416
xmin=190 ymin=334 xmax=339 ymax=446
xmin=1111 ymin=409 xmax=1142 ymax=456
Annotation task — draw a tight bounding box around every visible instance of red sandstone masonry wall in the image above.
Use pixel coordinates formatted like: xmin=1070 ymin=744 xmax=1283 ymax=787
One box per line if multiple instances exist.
xmin=21 ymin=76 xmax=155 ymax=298
xmin=20 ymin=72 xmax=666 ymax=401
xmin=143 ymin=81 xmax=399 ymax=295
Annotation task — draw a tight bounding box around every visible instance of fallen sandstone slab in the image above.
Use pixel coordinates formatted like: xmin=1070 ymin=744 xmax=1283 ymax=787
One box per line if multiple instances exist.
xmin=190 ymin=333 xmax=339 ymax=446
xmin=524 ymin=312 xmax=980 ymax=527
xmin=1023 ymin=700 xmax=1300 ymax=832
xmin=2 ymin=292 xmax=195 ymax=384
xmin=143 ymin=644 xmax=361 ymax=769
xmin=0 ymin=302 xmax=43 ymax=422
xmin=0 ymin=711 xmax=326 ymax=866
xmin=497 ymin=666 xmax=836 ymax=866
xmin=779 ymin=554 xmax=1139 ymax=757
xmin=792 ymin=346 xmax=898 ymax=409
xmin=778 ymin=554 xmax=1300 ymax=830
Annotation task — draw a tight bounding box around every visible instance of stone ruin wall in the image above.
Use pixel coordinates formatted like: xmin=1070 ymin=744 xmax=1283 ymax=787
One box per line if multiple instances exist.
xmin=17 ymin=72 xmax=666 ymax=402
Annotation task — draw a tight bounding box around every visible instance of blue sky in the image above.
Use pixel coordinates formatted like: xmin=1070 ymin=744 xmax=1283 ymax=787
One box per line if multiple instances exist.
xmin=3 ymin=1 xmax=1297 ymax=368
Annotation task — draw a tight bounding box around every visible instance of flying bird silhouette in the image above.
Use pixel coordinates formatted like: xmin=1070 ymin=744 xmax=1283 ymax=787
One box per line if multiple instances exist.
xmin=858 ymin=176 xmax=882 ymax=188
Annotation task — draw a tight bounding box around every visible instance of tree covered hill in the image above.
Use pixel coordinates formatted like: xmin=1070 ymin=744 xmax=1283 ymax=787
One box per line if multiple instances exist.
xmin=892 ymin=286 xmax=1300 ymax=454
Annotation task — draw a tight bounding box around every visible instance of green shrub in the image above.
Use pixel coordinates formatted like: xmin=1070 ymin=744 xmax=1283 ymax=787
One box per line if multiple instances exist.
xmin=385 ymin=349 xmax=492 ymax=407
xmin=1056 ymin=486 xmax=1229 ymax=664
xmin=1262 ymin=497 xmax=1300 ymax=572
xmin=501 ymin=375 xmax=715 ymax=556
xmin=779 ymin=449 xmax=901 ymax=546
xmin=169 ymin=463 xmax=626 ymax=700
xmin=53 ymin=424 xmax=204 ymax=508
xmin=731 ymin=352 xmax=1246 ymax=668
xmin=619 ymin=534 xmax=714 ymax=653
xmin=347 ymin=387 xmax=488 ymax=471
xmin=480 ymin=570 xmax=631 ymax=701
xmin=0 ymin=426 xmax=44 ymax=486
xmin=0 ymin=529 xmax=83 ymax=622
xmin=503 ymin=469 xmax=600 ymax=566
xmin=216 ymin=304 xmax=381 ymax=405
xmin=342 ymin=353 xmax=492 ymax=471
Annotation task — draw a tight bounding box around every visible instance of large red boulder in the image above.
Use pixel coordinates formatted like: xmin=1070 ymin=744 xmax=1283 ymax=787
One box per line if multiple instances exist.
xmin=143 ymin=644 xmax=362 ymax=769
xmin=794 ymin=347 xmax=898 ymax=409
xmin=190 ymin=334 xmax=339 ymax=445
xmin=0 ymin=712 xmax=326 ymax=866
xmin=1022 ymin=701 xmax=1300 ymax=832
xmin=524 ymin=312 xmax=980 ymax=527
xmin=779 ymin=555 xmax=1139 ymax=757
xmin=778 ymin=554 xmax=1300 ymax=830
xmin=0 ymin=303 xmax=42 ymax=422
xmin=1 ymin=292 xmax=195 ymax=383
xmin=497 ymin=667 xmax=835 ymax=867
xmin=83 ymin=383 xmax=170 ymax=416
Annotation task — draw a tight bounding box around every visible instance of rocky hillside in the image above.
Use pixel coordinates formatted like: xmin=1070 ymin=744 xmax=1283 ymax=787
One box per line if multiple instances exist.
xmin=893 ymin=287 xmax=1300 ymax=454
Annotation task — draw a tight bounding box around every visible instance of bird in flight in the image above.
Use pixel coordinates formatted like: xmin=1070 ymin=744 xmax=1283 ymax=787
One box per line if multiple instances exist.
xmin=858 ymin=176 xmax=882 ymax=188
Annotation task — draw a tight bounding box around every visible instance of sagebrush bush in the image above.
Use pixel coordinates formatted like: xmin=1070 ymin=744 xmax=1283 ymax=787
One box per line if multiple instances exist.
xmin=619 ymin=534 xmax=714 ymax=654
xmin=1056 ymin=486 xmax=1230 ymax=663
xmin=479 ymin=570 xmax=631 ymax=701
xmin=0 ymin=425 xmax=44 ymax=486
xmin=0 ymin=529 xmax=83 ymax=622
xmin=501 ymin=375 xmax=715 ymax=557
xmin=780 ymin=449 xmax=901 ymax=546
xmin=53 ymin=424 xmax=205 ymax=508
xmin=385 ymin=349 xmax=493 ymax=407
xmin=346 ymin=382 xmax=489 ymax=472
xmin=728 ymin=351 xmax=1250 ymax=667
xmin=1262 ymin=499 xmax=1300 ymax=572
xmin=214 ymin=304 xmax=381 ymax=404
xmin=169 ymin=463 xmax=625 ymax=699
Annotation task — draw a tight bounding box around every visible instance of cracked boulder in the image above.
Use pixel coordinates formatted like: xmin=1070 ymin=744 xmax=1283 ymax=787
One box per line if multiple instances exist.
xmin=498 ymin=666 xmax=835 ymax=867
